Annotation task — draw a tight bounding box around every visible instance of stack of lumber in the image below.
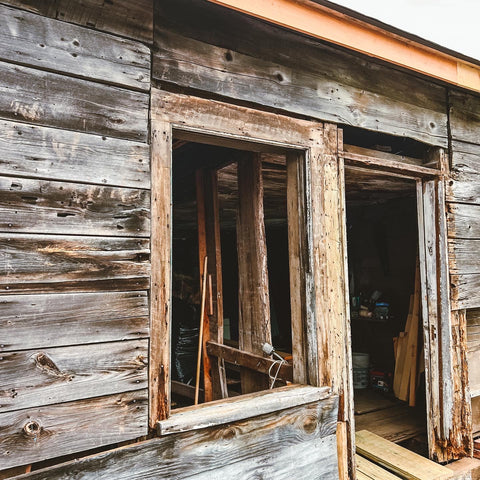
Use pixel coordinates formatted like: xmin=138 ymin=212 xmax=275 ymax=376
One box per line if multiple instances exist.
xmin=356 ymin=430 xmax=454 ymax=480
xmin=393 ymin=260 xmax=421 ymax=406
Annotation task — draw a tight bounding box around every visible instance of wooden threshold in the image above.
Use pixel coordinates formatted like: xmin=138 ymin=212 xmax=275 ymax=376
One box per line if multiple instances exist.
xmin=356 ymin=430 xmax=453 ymax=480
xmin=157 ymin=384 xmax=331 ymax=436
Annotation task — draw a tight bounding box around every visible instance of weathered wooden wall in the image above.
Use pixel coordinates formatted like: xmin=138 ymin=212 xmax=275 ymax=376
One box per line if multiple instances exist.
xmin=447 ymin=90 xmax=480 ymax=435
xmin=10 ymin=396 xmax=339 ymax=480
xmin=0 ymin=1 xmax=152 ymax=471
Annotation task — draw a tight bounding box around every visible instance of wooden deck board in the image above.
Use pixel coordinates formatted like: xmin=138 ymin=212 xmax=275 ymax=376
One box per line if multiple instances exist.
xmin=356 ymin=430 xmax=453 ymax=480
xmin=356 ymin=454 xmax=402 ymax=480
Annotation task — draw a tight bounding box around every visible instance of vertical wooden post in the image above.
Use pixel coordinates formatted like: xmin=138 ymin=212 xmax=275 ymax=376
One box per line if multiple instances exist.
xmin=237 ymin=152 xmax=272 ymax=394
xmin=196 ymin=168 xmax=227 ymax=401
xmin=150 ymin=118 xmax=172 ymax=428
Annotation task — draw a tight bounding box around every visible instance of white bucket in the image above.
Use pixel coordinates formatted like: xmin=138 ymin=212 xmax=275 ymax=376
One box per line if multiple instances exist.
xmin=352 ymin=352 xmax=369 ymax=389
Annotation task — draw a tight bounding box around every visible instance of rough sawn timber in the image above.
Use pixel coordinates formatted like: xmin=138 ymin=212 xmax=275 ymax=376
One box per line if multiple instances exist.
xmin=0 ymin=291 xmax=149 ymax=352
xmin=10 ymin=396 xmax=339 ymax=480
xmin=0 ymin=120 xmax=150 ymax=189
xmin=0 ymin=4 xmax=150 ymax=90
xmin=0 ymin=390 xmax=148 ymax=470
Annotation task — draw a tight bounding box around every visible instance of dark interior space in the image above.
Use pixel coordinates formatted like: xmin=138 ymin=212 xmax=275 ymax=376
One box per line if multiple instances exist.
xmin=345 ymin=167 xmax=427 ymax=448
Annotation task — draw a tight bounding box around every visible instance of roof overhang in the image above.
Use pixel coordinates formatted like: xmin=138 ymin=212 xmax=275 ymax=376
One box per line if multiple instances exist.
xmin=207 ymin=0 xmax=480 ymax=94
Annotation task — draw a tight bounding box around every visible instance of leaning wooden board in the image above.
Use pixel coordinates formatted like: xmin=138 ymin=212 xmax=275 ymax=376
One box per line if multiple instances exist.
xmin=356 ymin=430 xmax=453 ymax=480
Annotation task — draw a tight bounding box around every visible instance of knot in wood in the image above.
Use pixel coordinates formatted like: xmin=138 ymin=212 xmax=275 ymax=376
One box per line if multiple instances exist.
xmin=23 ymin=420 xmax=41 ymax=436
xmin=302 ymin=413 xmax=318 ymax=434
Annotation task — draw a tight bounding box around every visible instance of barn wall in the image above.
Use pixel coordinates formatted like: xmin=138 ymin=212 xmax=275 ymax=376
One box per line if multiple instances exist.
xmin=448 ymin=90 xmax=480 ymax=431
xmin=0 ymin=2 xmax=152 ymax=471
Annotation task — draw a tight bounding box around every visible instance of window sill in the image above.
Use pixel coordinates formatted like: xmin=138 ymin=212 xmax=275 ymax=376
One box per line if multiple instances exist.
xmin=156 ymin=384 xmax=331 ymax=436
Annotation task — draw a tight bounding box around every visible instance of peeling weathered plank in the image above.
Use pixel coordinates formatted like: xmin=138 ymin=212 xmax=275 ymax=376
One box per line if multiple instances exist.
xmin=449 ymin=239 xmax=480 ymax=274
xmin=447 ymin=141 xmax=480 ymax=204
xmin=0 ymin=0 xmax=153 ymax=43
xmin=0 ymin=234 xmax=150 ymax=294
xmin=0 ymin=5 xmax=150 ymax=90
xmin=0 ymin=61 xmax=148 ymax=141
xmin=0 ymin=390 xmax=147 ymax=470
xmin=449 ymin=90 xmax=480 ymax=145
xmin=447 ymin=203 xmax=480 ymax=240
xmin=154 ymin=2 xmax=448 ymax=146
xmin=0 ymin=120 xmax=150 ymax=188
xmin=0 ymin=340 xmax=148 ymax=412
xmin=0 ymin=291 xmax=149 ymax=352
xmin=10 ymin=397 xmax=338 ymax=479
xmin=451 ymin=274 xmax=480 ymax=310
xmin=0 ymin=176 xmax=150 ymax=236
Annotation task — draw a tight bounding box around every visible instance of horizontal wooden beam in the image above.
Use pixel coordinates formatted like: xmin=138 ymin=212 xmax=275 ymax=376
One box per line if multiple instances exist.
xmin=208 ymin=0 xmax=480 ymax=94
xmin=206 ymin=341 xmax=293 ymax=382
xmin=157 ymin=384 xmax=332 ymax=435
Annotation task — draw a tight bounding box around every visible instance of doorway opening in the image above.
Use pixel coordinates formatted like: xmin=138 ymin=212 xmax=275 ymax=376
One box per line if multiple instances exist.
xmin=170 ymin=140 xmax=296 ymax=408
xmin=345 ymin=166 xmax=428 ymax=455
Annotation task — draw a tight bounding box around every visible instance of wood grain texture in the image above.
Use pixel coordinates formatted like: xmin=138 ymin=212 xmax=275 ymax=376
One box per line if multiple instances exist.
xmin=0 ymin=340 xmax=148 ymax=412
xmin=451 ymin=274 xmax=480 ymax=310
xmin=467 ymin=309 xmax=480 ymax=396
xmin=0 ymin=233 xmax=150 ymax=294
xmin=0 ymin=120 xmax=150 ymax=188
xmin=0 ymin=291 xmax=149 ymax=352
xmin=236 ymin=153 xmax=272 ymax=393
xmin=149 ymin=119 xmax=172 ymax=426
xmin=0 ymin=0 xmax=153 ymax=43
xmin=449 ymin=239 xmax=480 ymax=274
xmin=0 ymin=61 xmax=148 ymax=141
xmin=0 ymin=176 xmax=149 ymax=236
xmin=0 ymin=390 xmax=147 ymax=470
xmin=449 ymin=90 xmax=480 ymax=145
xmin=0 ymin=4 xmax=150 ymax=90
xmin=11 ymin=398 xmax=338 ymax=479
xmin=447 ymin=141 xmax=480 ymax=204
xmin=448 ymin=203 xmax=480 ymax=240
xmin=154 ymin=10 xmax=447 ymax=146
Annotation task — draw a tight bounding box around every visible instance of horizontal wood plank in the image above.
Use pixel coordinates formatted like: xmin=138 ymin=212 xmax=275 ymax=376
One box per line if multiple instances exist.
xmin=0 ymin=390 xmax=147 ymax=470
xmin=0 ymin=176 xmax=150 ymax=236
xmin=449 ymin=239 xmax=480 ymax=274
xmin=206 ymin=341 xmax=293 ymax=381
xmin=451 ymin=274 xmax=480 ymax=310
xmin=0 ymin=0 xmax=153 ymax=43
xmin=11 ymin=399 xmax=338 ymax=479
xmin=447 ymin=203 xmax=480 ymax=239
xmin=356 ymin=454 xmax=402 ymax=480
xmin=0 ymin=234 xmax=150 ymax=294
xmin=0 ymin=4 xmax=150 ymax=90
xmin=0 ymin=291 xmax=149 ymax=352
xmin=154 ymin=7 xmax=447 ymax=146
xmin=0 ymin=120 xmax=150 ymax=188
xmin=447 ymin=141 xmax=480 ymax=204
xmin=0 ymin=61 xmax=148 ymax=141
xmin=356 ymin=430 xmax=453 ymax=480
xmin=158 ymin=385 xmax=332 ymax=435
xmin=0 ymin=340 xmax=148 ymax=412
xmin=449 ymin=90 xmax=480 ymax=145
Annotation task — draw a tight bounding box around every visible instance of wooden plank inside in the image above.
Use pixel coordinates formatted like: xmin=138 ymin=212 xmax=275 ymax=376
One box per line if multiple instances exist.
xmin=356 ymin=454 xmax=402 ymax=480
xmin=356 ymin=430 xmax=453 ymax=480
xmin=236 ymin=153 xmax=272 ymax=393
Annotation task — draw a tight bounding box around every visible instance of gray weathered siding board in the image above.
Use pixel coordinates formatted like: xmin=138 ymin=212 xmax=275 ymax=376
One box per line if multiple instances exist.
xmin=0 ymin=5 xmax=150 ymax=91
xmin=451 ymin=274 xmax=480 ymax=310
xmin=154 ymin=29 xmax=447 ymax=147
xmin=0 ymin=61 xmax=148 ymax=141
xmin=0 ymin=291 xmax=149 ymax=352
xmin=467 ymin=309 xmax=480 ymax=396
xmin=9 ymin=397 xmax=339 ymax=480
xmin=0 ymin=340 xmax=148 ymax=412
xmin=0 ymin=390 xmax=148 ymax=470
xmin=449 ymin=239 xmax=480 ymax=274
xmin=0 ymin=234 xmax=150 ymax=294
xmin=447 ymin=203 xmax=480 ymax=240
xmin=0 ymin=0 xmax=153 ymax=43
xmin=449 ymin=90 xmax=480 ymax=145
xmin=0 ymin=120 xmax=150 ymax=188
xmin=154 ymin=0 xmax=448 ymax=146
xmin=0 ymin=176 xmax=150 ymax=236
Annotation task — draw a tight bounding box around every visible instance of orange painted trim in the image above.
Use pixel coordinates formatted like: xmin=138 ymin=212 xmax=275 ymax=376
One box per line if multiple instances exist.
xmin=208 ymin=0 xmax=480 ymax=93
